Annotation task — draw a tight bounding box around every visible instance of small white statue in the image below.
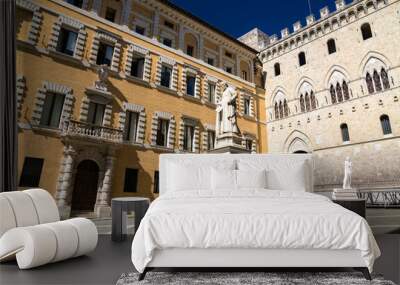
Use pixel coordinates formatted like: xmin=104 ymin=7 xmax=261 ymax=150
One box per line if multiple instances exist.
xmin=343 ymin=157 xmax=352 ymax=189
xmin=216 ymin=83 xmax=240 ymax=134
xmin=95 ymin=65 xmax=109 ymax=91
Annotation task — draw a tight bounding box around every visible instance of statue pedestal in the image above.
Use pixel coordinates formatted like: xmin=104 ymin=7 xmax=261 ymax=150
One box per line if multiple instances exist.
xmin=332 ymin=188 xmax=359 ymax=200
xmin=210 ymin=132 xmax=250 ymax=154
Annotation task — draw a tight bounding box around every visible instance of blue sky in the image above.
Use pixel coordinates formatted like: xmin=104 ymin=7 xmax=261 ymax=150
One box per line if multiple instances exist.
xmin=170 ymin=0 xmax=339 ymax=38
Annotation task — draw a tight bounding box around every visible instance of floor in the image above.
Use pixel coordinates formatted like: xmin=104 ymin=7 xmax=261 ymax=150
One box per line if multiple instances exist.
xmin=1 ymin=235 xmax=399 ymax=285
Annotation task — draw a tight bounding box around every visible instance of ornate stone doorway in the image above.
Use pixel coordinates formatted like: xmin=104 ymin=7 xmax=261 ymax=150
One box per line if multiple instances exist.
xmin=71 ymin=160 xmax=99 ymax=212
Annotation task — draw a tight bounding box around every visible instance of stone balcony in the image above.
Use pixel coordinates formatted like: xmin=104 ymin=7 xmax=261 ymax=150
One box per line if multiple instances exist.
xmin=62 ymin=119 xmax=123 ymax=144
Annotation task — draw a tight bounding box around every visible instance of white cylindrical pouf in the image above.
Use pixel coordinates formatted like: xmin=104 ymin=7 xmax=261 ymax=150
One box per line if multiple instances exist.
xmin=66 ymin=218 xmax=98 ymax=257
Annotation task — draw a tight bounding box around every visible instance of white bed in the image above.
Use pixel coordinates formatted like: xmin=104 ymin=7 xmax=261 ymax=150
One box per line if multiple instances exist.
xmin=131 ymin=154 xmax=380 ymax=280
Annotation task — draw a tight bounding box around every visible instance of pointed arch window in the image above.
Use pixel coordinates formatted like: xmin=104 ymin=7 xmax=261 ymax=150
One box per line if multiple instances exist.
xmin=274 ymin=63 xmax=281 ymax=76
xmin=381 ymin=68 xmax=390 ymax=90
xmin=305 ymin=93 xmax=311 ymax=111
xmin=300 ymin=95 xmax=305 ymax=112
xmin=336 ymin=82 xmax=343 ymax=102
xmin=283 ymin=100 xmax=289 ymax=117
xmin=340 ymin=123 xmax=350 ymax=142
xmin=274 ymin=102 xmax=279 ymax=119
xmin=310 ymin=92 xmax=316 ymax=110
xmin=343 ymin=81 xmax=350 ymax=100
xmin=366 ymin=72 xmax=374 ymax=94
xmin=279 ymin=101 xmax=283 ymax=118
xmin=380 ymin=115 xmax=392 ymax=135
xmin=330 ymin=85 xmax=337 ymax=104
xmin=361 ymin=23 xmax=372 ymax=40
xmin=373 ymin=70 xmax=382 ymax=92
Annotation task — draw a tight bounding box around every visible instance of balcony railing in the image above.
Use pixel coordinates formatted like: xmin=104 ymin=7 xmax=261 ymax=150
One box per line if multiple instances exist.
xmin=62 ymin=120 xmax=123 ymax=143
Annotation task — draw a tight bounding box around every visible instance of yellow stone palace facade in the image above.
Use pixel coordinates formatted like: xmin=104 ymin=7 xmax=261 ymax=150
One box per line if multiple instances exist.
xmin=15 ymin=0 xmax=266 ymax=218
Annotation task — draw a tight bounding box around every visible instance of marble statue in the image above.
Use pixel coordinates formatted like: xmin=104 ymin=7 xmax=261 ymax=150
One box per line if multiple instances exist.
xmin=95 ymin=65 xmax=109 ymax=91
xmin=343 ymin=157 xmax=352 ymax=189
xmin=216 ymin=83 xmax=240 ymax=134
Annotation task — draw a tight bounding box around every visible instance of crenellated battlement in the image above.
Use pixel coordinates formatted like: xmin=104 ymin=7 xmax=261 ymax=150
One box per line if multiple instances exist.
xmin=258 ymin=0 xmax=391 ymax=61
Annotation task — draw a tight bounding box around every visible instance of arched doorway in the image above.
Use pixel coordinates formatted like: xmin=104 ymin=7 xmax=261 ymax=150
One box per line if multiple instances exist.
xmin=71 ymin=160 xmax=99 ymax=212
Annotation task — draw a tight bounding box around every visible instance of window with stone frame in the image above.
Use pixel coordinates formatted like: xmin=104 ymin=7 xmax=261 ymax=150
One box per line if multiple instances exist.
xmin=105 ymin=7 xmax=117 ymax=23
xmin=151 ymin=111 xmax=175 ymax=148
xmin=298 ymin=52 xmax=306 ymax=66
xmin=130 ymin=55 xmax=145 ymax=78
xmin=57 ymin=27 xmax=78 ymax=56
xmin=156 ymin=57 xmax=178 ymax=91
xmin=123 ymin=168 xmax=138 ymax=193
xmin=207 ymin=130 xmax=215 ymax=151
xmin=16 ymin=0 xmax=42 ymax=45
xmin=124 ymin=111 xmax=139 ymax=142
xmin=361 ymin=23 xmax=373 ymax=40
xmin=242 ymin=70 xmax=248 ymax=81
xmin=304 ymin=93 xmax=311 ymax=111
xmin=125 ymin=44 xmax=152 ymax=82
xmin=283 ymin=99 xmax=289 ymax=117
xmin=47 ymin=15 xmax=87 ymax=60
xmin=279 ymin=102 xmax=283 ymax=118
xmin=225 ymin=66 xmax=233 ymax=74
xmin=183 ymin=124 xmax=195 ymax=152
xmin=274 ymin=63 xmax=281 ymax=76
xmin=207 ymin=82 xmax=216 ymax=103
xmin=330 ymin=85 xmax=337 ymax=104
xmin=156 ymin=118 xmax=169 ymax=147
xmin=119 ymin=102 xmax=146 ymax=144
xmin=96 ymin=42 xmax=114 ymax=66
xmin=186 ymin=74 xmax=196 ymax=96
xmin=380 ymin=115 xmax=392 ymax=135
xmin=89 ymin=32 xmax=121 ymax=72
xmin=274 ymin=102 xmax=279 ymax=119
xmin=160 ymin=65 xmax=172 ymax=88
xmin=336 ymin=83 xmax=343 ymax=102
xmin=186 ymin=45 xmax=194 ymax=57
xmin=340 ymin=123 xmax=350 ymax=142
xmin=32 ymin=81 xmax=74 ymax=129
xmin=244 ymin=97 xmax=251 ymax=116
xmin=207 ymin=57 xmax=214 ymax=66
xmin=87 ymin=101 xmax=105 ymax=126
xmin=327 ymin=39 xmax=336 ymax=54
xmin=40 ymin=92 xmax=66 ymax=128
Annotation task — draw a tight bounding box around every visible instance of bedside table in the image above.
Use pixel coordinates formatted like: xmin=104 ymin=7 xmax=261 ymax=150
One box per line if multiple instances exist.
xmin=333 ymin=198 xmax=366 ymax=218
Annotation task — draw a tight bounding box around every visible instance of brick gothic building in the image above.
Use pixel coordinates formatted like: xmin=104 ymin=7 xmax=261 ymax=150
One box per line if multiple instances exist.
xmin=16 ymin=0 xmax=266 ymax=218
xmin=240 ymin=0 xmax=400 ymax=192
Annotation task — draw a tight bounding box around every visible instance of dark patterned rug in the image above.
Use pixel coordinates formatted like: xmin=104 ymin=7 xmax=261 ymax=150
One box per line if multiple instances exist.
xmin=116 ymin=271 xmax=395 ymax=285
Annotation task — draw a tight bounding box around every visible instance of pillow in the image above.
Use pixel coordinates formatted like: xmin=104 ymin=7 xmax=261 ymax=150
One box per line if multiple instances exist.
xmin=236 ymin=169 xmax=267 ymax=189
xmin=168 ymin=160 xmax=236 ymax=192
xmin=266 ymin=162 xmax=307 ymax=191
xmin=211 ymin=168 xmax=237 ymax=190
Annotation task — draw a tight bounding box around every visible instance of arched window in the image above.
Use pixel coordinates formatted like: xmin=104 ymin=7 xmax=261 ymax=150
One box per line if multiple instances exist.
xmin=310 ymin=92 xmax=316 ymax=109
xmin=298 ymin=52 xmax=306 ymax=66
xmin=283 ymin=99 xmax=289 ymax=117
xmin=336 ymin=82 xmax=343 ymax=102
xmin=380 ymin=115 xmax=392 ymax=135
xmin=361 ymin=23 xmax=372 ymax=40
xmin=373 ymin=70 xmax=382 ymax=92
xmin=300 ymin=95 xmax=305 ymax=112
xmin=330 ymin=85 xmax=337 ymax=104
xmin=327 ymin=39 xmax=336 ymax=54
xmin=274 ymin=102 xmax=279 ymax=119
xmin=343 ymin=81 xmax=350 ymax=100
xmin=305 ymin=93 xmax=311 ymax=111
xmin=340 ymin=123 xmax=350 ymax=142
xmin=274 ymin=63 xmax=281 ymax=76
xmin=366 ymin=72 xmax=374 ymax=94
xmin=279 ymin=101 xmax=283 ymax=118
xmin=381 ymin=68 xmax=390 ymax=90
